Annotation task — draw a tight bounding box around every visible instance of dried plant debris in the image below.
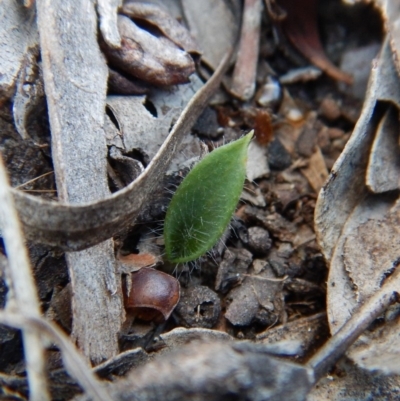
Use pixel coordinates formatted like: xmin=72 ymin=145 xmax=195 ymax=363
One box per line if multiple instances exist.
xmin=174 ymin=285 xmax=221 ymax=328
xmin=0 ymin=108 xmax=54 ymax=196
xmin=383 ymin=0 xmax=400 ymax=77
xmin=12 ymin=47 xmax=46 ymax=142
xmin=0 ymin=0 xmax=394 ymax=399
xmin=0 ymin=0 xmax=38 ymax=102
xmin=308 ymin=357 xmax=400 ymax=401
xmin=77 ymin=340 xmax=314 ymax=401
xmin=101 ymin=14 xmax=195 ymax=88
xmin=256 ymin=312 xmax=329 ymax=358
xmin=225 ymin=260 xmax=285 ymax=327
xmin=315 ymin=38 xmax=400 ymax=374
xmin=3 ymin=52 xmax=231 ymax=251
xmin=274 ymin=0 xmax=352 ymax=84
xmin=106 ymin=74 xmax=204 ymax=163
xmin=231 ymin=0 xmax=263 ymax=100
xmin=120 ymin=2 xmax=200 ymax=55
xmin=181 ymin=0 xmax=241 ymax=69
xmin=101 ymin=2 xmax=200 ymax=94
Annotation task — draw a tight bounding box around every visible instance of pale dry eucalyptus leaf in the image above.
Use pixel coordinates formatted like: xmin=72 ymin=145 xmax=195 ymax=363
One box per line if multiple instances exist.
xmin=181 ymin=0 xmax=240 ymax=69
xmin=12 ymin=47 xmax=45 ymax=141
xmin=0 ymin=0 xmax=38 ymax=102
xmin=315 ymin=38 xmax=400 ymax=373
xmin=96 ymin=0 xmax=122 ymax=48
xmin=383 ymin=0 xmax=400 ymax=77
xmin=6 ymin=51 xmax=231 ymax=251
xmin=106 ymin=74 xmax=203 ymax=162
xmin=366 ymin=104 xmax=400 ymax=192
xmin=246 ymin=140 xmax=270 ymax=181
xmin=315 ymin=38 xmax=397 ymax=261
xmin=124 ymin=0 xmax=185 ymax=21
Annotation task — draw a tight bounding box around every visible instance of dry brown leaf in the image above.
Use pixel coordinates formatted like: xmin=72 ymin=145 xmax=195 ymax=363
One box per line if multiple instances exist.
xmin=366 ymin=104 xmax=400 ymax=192
xmin=117 ymin=253 xmax=157 ymax=272
xmin=300 ymin=146 xmax=329 ymax=193
xmin=108 ymin=67 xmax=151 ymax=95
xmin=315 ymin=38 xmax=400 ymax=373
xmin=106 ymin=74 xmax=203 ymax=162
xmin=276 ymin=0 xmax=353 ymax=84
xmin=120 ymin=2 xmax=201 ymax=55
xmin=231 ymin=0 xmax=263 ymax=100
xmin=102 ymin=14 xmax=195 ymax=86
xmin=4 ymin=52 xmax=232 ymax=251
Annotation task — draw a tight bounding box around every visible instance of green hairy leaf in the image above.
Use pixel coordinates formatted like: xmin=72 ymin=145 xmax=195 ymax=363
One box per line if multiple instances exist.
xmin=164 ymin=131 xmax=253 ymax=263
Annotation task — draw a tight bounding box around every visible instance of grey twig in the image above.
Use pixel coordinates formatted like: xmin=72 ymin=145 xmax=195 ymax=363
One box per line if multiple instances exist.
xmin=0 ymin=153 xmax=50 ymax=401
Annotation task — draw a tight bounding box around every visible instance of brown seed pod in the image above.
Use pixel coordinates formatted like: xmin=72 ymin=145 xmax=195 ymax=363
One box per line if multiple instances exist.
xmin=123 ymin=267 xmax=180 ymax=322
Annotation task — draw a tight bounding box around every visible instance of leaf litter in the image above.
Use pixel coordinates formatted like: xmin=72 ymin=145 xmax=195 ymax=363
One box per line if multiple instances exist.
xmin=1 ymin=0 xmax=399 ymax=400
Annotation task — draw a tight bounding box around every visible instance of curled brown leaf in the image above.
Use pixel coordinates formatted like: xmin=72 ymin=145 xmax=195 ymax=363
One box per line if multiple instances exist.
xmin=120 ymin=2 xmax=201 ymax=56
xmin=102 ymin=15 xmax=195 ymax=86
xmin=276 ymin=0 xmax=353 ymax=84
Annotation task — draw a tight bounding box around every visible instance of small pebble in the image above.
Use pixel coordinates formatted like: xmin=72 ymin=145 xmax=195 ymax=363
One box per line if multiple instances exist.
xmin=317 ymin=127 xmax=330 ymax=152
xmin=247 ymin=227 xmax=272 ymax=254
xmin=193 ymin=107 xmax=221 ymax=139
xmin=279 ymin=66 xmax=322 ymax=84
xmin=319 ymin=97 xmax=341 ymax=121
xmin=332 ymin=138 xmax=347 ymax=151
xmin=174 ymin=285 xmax=221 ymax=329
xmin=267 ymin=139 xmax=292 ymax=170
xmin=327 ymin=127 xmax=345 ymax=140
xmin=255 ymin=76 xmax=282 ymax=110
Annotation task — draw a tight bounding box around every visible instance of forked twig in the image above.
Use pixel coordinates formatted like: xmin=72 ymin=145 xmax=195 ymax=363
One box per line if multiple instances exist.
xmin=0 ymin=311 xmax=113 ymax=401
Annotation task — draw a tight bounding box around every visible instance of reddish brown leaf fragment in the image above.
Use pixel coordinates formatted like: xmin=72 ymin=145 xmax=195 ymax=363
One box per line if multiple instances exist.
xmin=108 ymin=67 xmax=150 ymax=95
xmin=118 ymin=253 xmax=158 ymax=271
xmin=102 ymin=15 xmax=195 ymax=86
xmin=277 ymin=0 xmax=353 ymax=84
xmin=254 ymin=109 xmax=274 ymax=146
xmin=121 ymin=2 xmax=201 ymax=56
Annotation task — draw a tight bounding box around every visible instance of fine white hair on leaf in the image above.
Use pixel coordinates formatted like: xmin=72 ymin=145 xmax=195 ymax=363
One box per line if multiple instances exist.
xmin=164 ymin=131 xmax=253 ymax=264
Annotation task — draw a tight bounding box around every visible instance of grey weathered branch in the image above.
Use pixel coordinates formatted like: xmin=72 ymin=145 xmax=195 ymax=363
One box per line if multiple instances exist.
xmin=9 ymin=49 xmax=232 ymax=252
xmin=0 ymin=311 xmax=113 ymax=401
xmin=35 ymin=0 xmax=123 ymax=364
xmin=0 ymin=154 xmax=50 ymax=401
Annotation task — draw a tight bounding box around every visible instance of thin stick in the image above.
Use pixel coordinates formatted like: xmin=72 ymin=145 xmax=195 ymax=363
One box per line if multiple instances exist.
xmin=14 ymin=171 xmax=54 ymax=189
xmin=0 ymin=154 xmax=50 ymax=401
xmin=0 ymin=311 xmax=113 ymax=401
xmin=231 ymin=0 xmax=263 ymax=100
xmin=307 ymin=267 xmax=400 ymax=381
xmin=243 ymin=274 xmax=288 ymax=282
